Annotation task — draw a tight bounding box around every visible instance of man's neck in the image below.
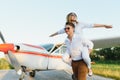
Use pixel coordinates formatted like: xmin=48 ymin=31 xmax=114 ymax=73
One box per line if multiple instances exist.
xmin=68 ymin=34 xmax=73 ymax=41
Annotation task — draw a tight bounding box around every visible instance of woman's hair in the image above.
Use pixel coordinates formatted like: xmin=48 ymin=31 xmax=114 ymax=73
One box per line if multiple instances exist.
xmin=65 ymin=22 xmax=75 ymax=28
xmin=66 ymin=12 xmax=78 ymax=24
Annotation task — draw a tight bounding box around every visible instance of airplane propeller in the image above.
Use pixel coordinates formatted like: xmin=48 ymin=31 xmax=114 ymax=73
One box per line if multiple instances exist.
xmin=0 ymin=31 xmax=23 ymax=76
xmin=0 ymin=31 xmax=6 ymax=43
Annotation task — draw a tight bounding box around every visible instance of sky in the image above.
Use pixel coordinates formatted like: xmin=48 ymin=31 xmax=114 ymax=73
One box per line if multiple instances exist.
xmin=0 ymin=0 xmax=120 ymax=45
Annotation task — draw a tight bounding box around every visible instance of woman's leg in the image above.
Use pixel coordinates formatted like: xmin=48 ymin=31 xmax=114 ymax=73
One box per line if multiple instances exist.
xmin=82 ymin=47 xmax=91 ymax=69
xmin=82 ymin=47 xmax=93 ymax=76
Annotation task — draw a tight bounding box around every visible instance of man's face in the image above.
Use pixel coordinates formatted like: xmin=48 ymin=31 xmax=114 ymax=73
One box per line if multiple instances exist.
xmin=65 ymin=25 xmax=74 ymax=35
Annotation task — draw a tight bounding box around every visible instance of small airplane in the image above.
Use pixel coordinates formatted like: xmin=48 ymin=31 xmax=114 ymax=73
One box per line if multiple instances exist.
xmin=0 ymin=28 xmax=120 ymax=80
xmin=0 ymin=31 xmax=72 ymax=80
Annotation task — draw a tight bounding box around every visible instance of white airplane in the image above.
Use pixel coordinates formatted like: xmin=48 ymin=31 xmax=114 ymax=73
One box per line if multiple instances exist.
xmin=0 ymin=31 xmax=72 ymax=80
xmin=0 ymin=28 xmax=120 ymax=80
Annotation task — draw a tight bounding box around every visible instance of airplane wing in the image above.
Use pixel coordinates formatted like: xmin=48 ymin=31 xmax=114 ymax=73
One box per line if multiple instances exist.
xmin=83 ymin=28 xmax=120 ymax=49
xmin=91 ymin=36 xmax=120 ymax=49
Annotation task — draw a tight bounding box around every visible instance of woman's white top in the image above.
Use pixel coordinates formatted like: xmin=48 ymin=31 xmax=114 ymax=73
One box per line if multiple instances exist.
xmin=58 ymin=22 xmax=94 ymax=38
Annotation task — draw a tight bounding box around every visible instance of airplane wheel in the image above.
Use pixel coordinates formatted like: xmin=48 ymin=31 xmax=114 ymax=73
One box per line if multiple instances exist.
xmin=19 ymin=78 xmax=24 ymax=80
xmin=19 ymin=72 xmax=26 ymax=80
xmin=29 ymin=70 xmax=36 ymax=77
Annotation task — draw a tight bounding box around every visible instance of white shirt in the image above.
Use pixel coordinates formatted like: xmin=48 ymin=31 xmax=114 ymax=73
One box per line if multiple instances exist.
xmin=65 ymin=34 xmax=82 ymax=60
xmin=62 ymin=23 xmax=93 ymax=60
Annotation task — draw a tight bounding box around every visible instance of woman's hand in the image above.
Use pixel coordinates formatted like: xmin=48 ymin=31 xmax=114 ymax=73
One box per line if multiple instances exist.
xmin=104 ymin=25 xmax=112 ymax=28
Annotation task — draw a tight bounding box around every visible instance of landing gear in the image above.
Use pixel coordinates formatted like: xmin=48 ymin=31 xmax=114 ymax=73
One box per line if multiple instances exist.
xmin=29 ymin=70 xmax=36 ymax=77
xmin=18 ymin=65 xmax=36 ymax=79
xmin=19 ymin=66 xmax=27 ymax=80
xmin=21 ymin=66 xmax=27 ymax=74
xmin=19 ymin=72 xmax=26 ymax=80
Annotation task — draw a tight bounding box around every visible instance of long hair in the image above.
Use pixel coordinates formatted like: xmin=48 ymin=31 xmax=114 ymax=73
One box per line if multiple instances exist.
xmin=66 ymin=12 xmax=78 ymax=24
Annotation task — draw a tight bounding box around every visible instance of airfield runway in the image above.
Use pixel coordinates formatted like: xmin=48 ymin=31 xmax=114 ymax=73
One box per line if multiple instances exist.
xmin=0 ymin=70 xmax=114 ymax=80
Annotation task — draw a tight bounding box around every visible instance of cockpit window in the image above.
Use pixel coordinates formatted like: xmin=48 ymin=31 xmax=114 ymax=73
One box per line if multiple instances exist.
xmin=53 ymin=45 xmax=66 ymax=54
xmin=41 ymin=44 xmax=54 ymax=52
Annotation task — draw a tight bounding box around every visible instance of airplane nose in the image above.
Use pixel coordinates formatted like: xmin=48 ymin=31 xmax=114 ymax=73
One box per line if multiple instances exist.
xmin=0 ymin=44 xmax=15 ymax=53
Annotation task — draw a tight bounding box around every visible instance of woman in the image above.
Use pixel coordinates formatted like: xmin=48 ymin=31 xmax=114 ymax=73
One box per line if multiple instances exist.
xmin=49 ymin=12 xmax=112 ymax=37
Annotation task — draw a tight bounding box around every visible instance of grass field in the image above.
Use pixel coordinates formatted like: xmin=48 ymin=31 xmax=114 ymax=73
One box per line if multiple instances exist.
xmin=92 ymin=61 xmax=120 ymax=80
xmin=0 ymin=58 xmax=13 ymax=69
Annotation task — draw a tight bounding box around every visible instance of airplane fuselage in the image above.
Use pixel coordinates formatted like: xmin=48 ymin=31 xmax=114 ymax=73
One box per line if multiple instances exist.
xmin=2 ymin=43 xmax=72 ymax=73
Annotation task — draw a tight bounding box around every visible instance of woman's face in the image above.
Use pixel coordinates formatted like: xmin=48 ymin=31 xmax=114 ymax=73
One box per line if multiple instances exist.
xmin=64 ymin=25 xmax=74 ymax=35
xmin=68 ymin=15 xmax=77 ymax=23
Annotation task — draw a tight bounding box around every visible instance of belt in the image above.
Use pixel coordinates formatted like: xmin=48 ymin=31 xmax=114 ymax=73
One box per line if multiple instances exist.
xmin=72 ymin=59 xmax=83 ymax=62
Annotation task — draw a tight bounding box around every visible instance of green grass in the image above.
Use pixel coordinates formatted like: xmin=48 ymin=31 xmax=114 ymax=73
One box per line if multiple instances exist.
xmin=0 ymin=58 xmax=13 ymax=69
xmin=92 ymin=61 xmax=120 ymax=80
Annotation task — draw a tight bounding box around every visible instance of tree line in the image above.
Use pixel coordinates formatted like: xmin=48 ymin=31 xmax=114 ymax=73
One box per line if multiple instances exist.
xmin=91 ymin=46 xmax=120 ymax=61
